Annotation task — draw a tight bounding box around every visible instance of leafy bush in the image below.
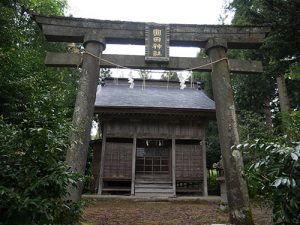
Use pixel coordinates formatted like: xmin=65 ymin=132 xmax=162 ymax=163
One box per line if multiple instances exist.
xmin=0 ymin=119 xmax=82 ymax=225
xmin=0 ymin=1 xmax=82 ymax=224
xmin=238 ymin=110 xmax=273 ymax=142
xmin=238 ymin=111 xmax=300 ymax=225
xmin=206 ymin=121 xmax=221 ymax=170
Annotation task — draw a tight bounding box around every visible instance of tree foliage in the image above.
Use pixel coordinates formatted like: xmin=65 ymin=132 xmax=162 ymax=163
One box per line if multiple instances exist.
xmin=190 ymin=50 xmax=221 ymax=170
xmin=161 ymin=71 xmax=179 ymax=81
xmin=227 ymin=0 xmax=300 ymax=123
xmin=0 ymin=1 xmax=81 ymax=224
xmin=192 ymin=49 xmax=213 ymax=98
xmin=227 ymin=1 xmax=300 ymax=224
xmin=138 ymin=69 xmax=152 ymax=79
xmin=228 ymin=0 xmax=300 ymax=111
xmin=0 ymin=121 xmax=81 ymax=225
xmin=237 ymin=112 xmax=300 ymax=225
xmin=205 ymin=121 xmax=221 ymax=170
xmin=237 ymin=110 xmax=273 ymax=142
xmin=230 ymin=0 xmax=300 ymax=62
xmin=100 ymin=68 xmax=112 ymax=79
xmin=191 ymin=71 xmax=220 ymax=169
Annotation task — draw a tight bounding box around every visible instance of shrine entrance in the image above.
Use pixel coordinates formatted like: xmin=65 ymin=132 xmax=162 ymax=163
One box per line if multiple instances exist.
xmin=136 ymin=139 xmax=171 ymax=176
xmin=135 ymin=139 xmax=172 ymax=196
xmin=34 ymin=14 xmax=270 ymax=224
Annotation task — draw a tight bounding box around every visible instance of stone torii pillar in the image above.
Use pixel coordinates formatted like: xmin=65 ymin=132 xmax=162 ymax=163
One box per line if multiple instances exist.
xmin=205 ymin=38 xmax=254 ymax=225
xmin=65 ymin=33 xmax=106 ymax=202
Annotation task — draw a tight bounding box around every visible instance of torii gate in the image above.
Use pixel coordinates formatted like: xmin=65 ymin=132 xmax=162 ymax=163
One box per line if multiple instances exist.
xmin=34 ymin=15 xmax=270 ymax=225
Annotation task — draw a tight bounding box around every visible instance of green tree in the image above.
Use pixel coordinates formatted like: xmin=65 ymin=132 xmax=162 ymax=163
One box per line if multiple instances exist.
xmin=161 ymin=71 xmax=179 ymax=81
xmin=100 ymin=68 xmax=112 ymax=79
xmin=287 ymin=63 xmax=300 ymax=110
xmin=192 ymin=50 xmax=220 ymax=169
xmin=226 ymin=48 xmax=277 ymax=126
xmin=228 ymin=0 xmax=300 ymax=112
xmin=191 ymin=49 xmax=213 ymax=98
xmin=237 ymin=110 xmax=273 ymax=142
xmin=227 ymin=1 xmax=300 ymax=223
xmin=138 ymin=69 xmax=152 ymax=79
xmin=205 ymin=121 xmax=221 ymax=170
xmin=230 ymin=0 xmax=300 ymax=61
xmin=191 ymin=71 xmax=213 ymax=98
xmin=0 ymin=1 xmax=81 ymax=224
xmin=238 ymin=112 xmax=300 ymax=225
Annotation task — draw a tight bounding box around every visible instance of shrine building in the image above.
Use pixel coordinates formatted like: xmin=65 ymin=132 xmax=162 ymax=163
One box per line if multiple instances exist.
xmin=91 ymin=77 xmax=215 ymax=196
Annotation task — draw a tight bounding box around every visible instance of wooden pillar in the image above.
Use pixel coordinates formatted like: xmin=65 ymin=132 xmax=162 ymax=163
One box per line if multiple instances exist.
xmin=65 ymin=33 xmax=106 ymax=202
xmin=91 ymin=141 xmax=102 ymax=193
xmin=172 ymin=137 xmax=176 ymax=196
xmin=131 ymin=133 xmax=137 ymax=195
xmin=97 ymin=125 xmax=107 ymax=195
xmin=202 ymin=133 xmax=208 ymax=196
xmin=205 ymin=38 xmax=254 ymax=225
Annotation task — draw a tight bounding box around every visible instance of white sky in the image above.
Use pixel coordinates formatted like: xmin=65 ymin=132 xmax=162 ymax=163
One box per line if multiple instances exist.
xmin=67 ymin=0 xmax=229 ymax=24
xmin=67 ymin=0 xmax=232 ymax=57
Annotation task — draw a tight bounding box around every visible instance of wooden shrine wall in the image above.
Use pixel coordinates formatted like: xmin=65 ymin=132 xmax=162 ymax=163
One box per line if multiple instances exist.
xmin=103 ymin=142 xmax=132 ymax=179
xmin=91 ymin=141 xmax=102 ymax=192
xmin=105 ymin=118 xmax=204 ymax=139
xmin=176 ymin=144 xmax=203 ymax=180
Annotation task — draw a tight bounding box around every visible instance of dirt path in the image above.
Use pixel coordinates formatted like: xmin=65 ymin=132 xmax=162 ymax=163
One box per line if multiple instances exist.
xmin=80 ymin=199 xmax=228 ymax=225
xmin=79 ymin=198 xmax=273 ymax=225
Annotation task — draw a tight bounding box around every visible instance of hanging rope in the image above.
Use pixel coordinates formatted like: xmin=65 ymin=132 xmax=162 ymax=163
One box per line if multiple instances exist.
xmin=81 ymin=51 xmax=229 ymax=73
xmin=185 ymin=57 xmax=229 ymax=71
xmin=82 ymin=51 xmax=230 ymax=90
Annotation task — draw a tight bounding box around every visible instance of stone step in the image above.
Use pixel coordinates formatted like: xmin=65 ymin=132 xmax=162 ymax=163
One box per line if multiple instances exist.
xmin=135 ymin=175 xmax=171 ymax=180
xmin=135 ymin=180 xmax=172 ymax=184
xmin=135 ymin=188 xmax=173 ymax=193
xmin=136 ymin=174 xmax=170 ymax=177
xmin=134 ymin=193 xmax=175 ymax=197
xmin=135 ymin=184 xmax=173 ymax=189
xmin=134 ymin=175 xmax=174 ymax=196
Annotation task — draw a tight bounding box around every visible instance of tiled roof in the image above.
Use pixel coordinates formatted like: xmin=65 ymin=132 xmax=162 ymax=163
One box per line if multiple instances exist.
xmin=95 ymin=84 xmax=215 ymax=111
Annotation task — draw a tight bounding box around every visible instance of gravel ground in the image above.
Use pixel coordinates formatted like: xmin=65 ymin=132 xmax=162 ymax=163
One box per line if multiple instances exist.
xmin=79 ymin=198 xmax=273 ymax=225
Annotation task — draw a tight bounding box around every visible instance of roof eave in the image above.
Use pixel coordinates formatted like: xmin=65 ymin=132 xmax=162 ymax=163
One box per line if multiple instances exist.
xmin=94 ymin=106 xmax=216 ymax=119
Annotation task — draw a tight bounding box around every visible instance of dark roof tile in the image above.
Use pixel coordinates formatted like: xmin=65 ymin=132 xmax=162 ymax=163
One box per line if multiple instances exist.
xmin=95 ymin=85 xmax=215 ymax=111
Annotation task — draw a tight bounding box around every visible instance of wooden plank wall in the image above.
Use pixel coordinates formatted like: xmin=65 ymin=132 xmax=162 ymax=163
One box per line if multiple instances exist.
xmin=103 ymin=142 xmax=132 ymax=179
xmin=173 ymin=121 xmax=203 ymax=139
xmin=105 ymin=118 xmax=204 ymax=139
xmin=91 ymin=141 xmax=102 ymax=192
xmin=106 ymin=120 xmax=135 ymax=138
xmin=175 ymin=144 xmax=203 ymax=180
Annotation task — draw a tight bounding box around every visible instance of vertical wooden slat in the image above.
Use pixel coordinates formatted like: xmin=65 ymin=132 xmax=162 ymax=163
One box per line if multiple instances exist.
xmin=202 ymin=133 xmax=208 ymax=196
xmin=97 ymin=125 xmax=107 ymax=195
xmin=91 ymin=141 xmax=102 ymax=193
xmin=131 ymin=133 xmax=137 ymax=195
xmin=172 ymin=137 xmax=176 ymax=195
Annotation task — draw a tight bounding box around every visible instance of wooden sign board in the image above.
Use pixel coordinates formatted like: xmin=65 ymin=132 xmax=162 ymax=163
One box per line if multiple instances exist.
xmin=145 ymin=24 xmax=170 ymax=62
